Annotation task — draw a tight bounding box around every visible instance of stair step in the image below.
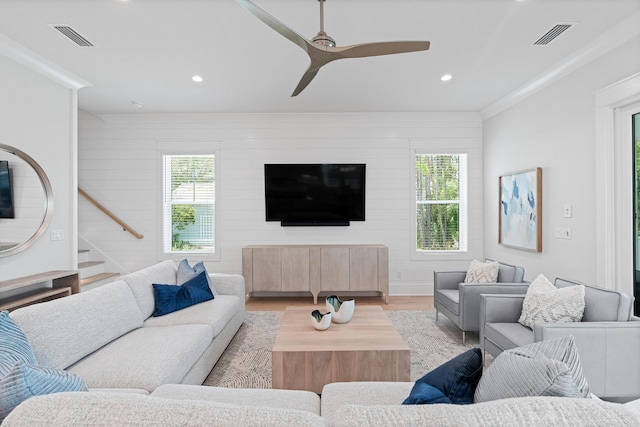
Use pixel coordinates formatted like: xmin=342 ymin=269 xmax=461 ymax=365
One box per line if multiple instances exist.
xmin=78 ymin=249 xmax=90 ymax=264
xmin=78 ymin=260 xmax=106 ymax=279
xmin=80 ymin=272 xmax=120 ymax=287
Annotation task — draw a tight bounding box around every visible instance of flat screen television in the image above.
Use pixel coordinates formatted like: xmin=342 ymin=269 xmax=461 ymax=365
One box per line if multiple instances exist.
xmin=0 ymin=160 xmax=15 ymax=219
xmin=264 ymin=163 xmax=366 ymax=226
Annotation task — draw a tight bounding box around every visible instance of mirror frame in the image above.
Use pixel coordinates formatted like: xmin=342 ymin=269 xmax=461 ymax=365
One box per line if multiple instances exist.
xmin=0 ymin=144 xmax=54 ymax=257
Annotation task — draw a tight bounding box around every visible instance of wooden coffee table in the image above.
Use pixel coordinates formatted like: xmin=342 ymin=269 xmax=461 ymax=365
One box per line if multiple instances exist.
xmin=272 ymin=305 xmax=410 ymax=394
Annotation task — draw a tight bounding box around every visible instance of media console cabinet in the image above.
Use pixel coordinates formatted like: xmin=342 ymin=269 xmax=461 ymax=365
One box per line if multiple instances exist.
xmin=242 ymin=244 xmax=389 ymax=304
xmin=0 ymin=270 xmax=79 ymax=311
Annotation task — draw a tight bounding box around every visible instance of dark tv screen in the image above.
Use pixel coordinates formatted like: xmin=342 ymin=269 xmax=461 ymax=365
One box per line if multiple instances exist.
xmin=264 ymin=163 xmax=366 ymax=226
xmin=0 ymin=161 xmax=15 ymax=219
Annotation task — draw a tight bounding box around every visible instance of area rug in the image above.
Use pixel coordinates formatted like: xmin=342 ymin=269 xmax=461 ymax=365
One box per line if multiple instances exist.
xmin=203 ymin=310 xmax=481 ymax=389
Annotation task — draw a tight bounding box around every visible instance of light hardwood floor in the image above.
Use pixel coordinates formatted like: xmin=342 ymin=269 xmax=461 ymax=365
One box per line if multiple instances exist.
xmin=246 ymin=295 xmax=434 ymax=311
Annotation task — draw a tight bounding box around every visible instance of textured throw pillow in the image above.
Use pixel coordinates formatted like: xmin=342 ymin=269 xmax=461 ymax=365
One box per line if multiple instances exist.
xmin=464 ymin=260 xmax=499 ymax=283
xmin=153 ymin=270 xmax=214 ymax=317
xmin=0 ymin=311 xmax=37 ymax=372
xmin=403 ymin=348 xmax=483 ymax=405
xmin=474 ymin=336 xmax=590 ymax=403
xmin=177 ymin=259 xmax=218 ymax=296
xmin=0 ymin=363 xmax=87 ymax=421
xmin=518 ymin=274 xmax=585 ymax=329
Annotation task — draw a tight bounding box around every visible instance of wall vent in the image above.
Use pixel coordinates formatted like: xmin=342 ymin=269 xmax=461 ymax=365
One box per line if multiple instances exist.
xmin=50 ymin=25 xmax=94 ymax=47
xmin=532 ymin=23 xmax=573 ymax=46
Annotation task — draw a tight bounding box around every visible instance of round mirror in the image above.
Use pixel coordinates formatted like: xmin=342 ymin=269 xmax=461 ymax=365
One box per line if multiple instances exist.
xmin=0 ymin=144 xmax=53 ymax=257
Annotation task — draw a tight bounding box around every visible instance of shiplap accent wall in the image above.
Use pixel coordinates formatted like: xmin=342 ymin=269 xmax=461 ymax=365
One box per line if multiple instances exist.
xmin=78 ymin=112 xmax=482 ymax=295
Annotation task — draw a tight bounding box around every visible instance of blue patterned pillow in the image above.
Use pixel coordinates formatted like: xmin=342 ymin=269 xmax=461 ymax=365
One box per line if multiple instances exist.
xmin=153 ymin=270 xmax=214 ymax=317
xmin=0 ymin=311 xmax=37 ymax=374
xmin=0 ymin=363 xmax=87 ymax=420
xmin=403 ymin=348 xmax=483 ymax=405
xmin=177 ymin=259 xmax=218 ymax=295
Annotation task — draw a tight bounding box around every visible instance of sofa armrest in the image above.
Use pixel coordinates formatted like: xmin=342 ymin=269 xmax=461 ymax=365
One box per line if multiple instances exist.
xmin=458 ymin=284 xmax=529 ymax=331
xmin=534 ymin=321 xmax=640 ymax=399
xmin=209 ymin=273 xmax=246 ymax=303
xmin=433 ymin=271 xmax=467 ymax=291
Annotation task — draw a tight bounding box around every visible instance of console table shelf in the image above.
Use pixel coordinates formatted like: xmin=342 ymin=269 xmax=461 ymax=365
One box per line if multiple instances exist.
xmin=0 ymin=270 xmax=79 ymax=311
xmin=243 ymin=244 xmax=389 ymax=304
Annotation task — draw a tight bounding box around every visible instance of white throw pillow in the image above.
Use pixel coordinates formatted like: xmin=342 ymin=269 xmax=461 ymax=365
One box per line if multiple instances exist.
xmin=518 ymin=274 xmax=585 ymax=329
xmin=464 ymin=260 xmax=499 ymax=283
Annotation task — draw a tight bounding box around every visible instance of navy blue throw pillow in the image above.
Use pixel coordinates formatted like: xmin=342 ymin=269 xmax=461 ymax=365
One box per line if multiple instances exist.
xmin=403 ymin=348 xmax=483 ymax=405
xmin=152 ymin=270 xmax=214 ymax=317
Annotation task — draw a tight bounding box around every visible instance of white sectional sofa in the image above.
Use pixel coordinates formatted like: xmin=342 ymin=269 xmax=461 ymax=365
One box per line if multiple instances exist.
xmin=8 ymin=260 xmax=245 ymax=391
xmin=3 ymin=382 xmax=640 ymax=426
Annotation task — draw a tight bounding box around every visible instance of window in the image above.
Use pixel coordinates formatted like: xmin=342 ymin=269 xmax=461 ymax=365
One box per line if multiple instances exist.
xmin=162 ymin=154 xmax=215 ymax=254
xmin=415 ymin=153 xmax=467 ymax=252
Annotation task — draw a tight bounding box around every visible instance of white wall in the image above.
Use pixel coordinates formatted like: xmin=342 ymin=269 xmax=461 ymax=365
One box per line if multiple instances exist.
xmin=78 ymin=112 xmax=483 ymax=295
xmin=483 ymin=36 xmax=640 ymax=286
xmin=0 ymin=54 xmax=77 ymax=281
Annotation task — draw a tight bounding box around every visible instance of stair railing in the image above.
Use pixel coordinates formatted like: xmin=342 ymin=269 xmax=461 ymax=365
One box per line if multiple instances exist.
xmin=78 ymin=188 xmax=144 ymax=239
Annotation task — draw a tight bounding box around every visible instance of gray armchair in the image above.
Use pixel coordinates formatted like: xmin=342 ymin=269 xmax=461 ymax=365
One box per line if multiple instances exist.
xmin=434 ymin=259 xmax=527 ymax=343
xmin=479 ymin=278 xmax=640 ymax=400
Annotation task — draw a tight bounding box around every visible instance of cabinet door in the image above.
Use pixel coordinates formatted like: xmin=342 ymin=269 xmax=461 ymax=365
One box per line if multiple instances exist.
xmin=252 ymin=248 xmax=282 ymax=292
xmin=349 ymin=247 xmax=379 ymax=291
xmin=320 ymin=247 xmax=350 ymax=292
xmin=281 ymin=247 xmax=310 ymax=292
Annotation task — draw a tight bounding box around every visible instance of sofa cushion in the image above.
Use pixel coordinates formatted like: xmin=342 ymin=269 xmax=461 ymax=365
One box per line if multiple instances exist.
xmin=555 ymin=278 xmax=634 ymax=322
xmin=1 ymin=392 xmax=326 ymax=427
xmin=152 ymin=271 xmax=214 ymax=317
xmin=321 ymin=382 xmax=413 ymax=420
xmin=484 ymin=322 xmax=535 ymax=351
xmin=152 ymin=384 xmax=321 ymax=415
xmin=434 ymin=290 xmax=459 ymax=315
xmin=464 ymin=259 xmax=498 ymax=283
xmin=475 ymin=336 xmax=590 ymax=402
xmin=120 ymin=260 xmax=177 ymax=319
xmin=403 ymin=348 xmax=482 ymax=405
xmin=519 ymin=274 xmax=585 ymax=329
xmin=0 ymin=363 xmax=87 ymax=421
xmin=496 ymin=263 xmax=517 ymax=282
xmin=177 ymin=259 xmax=218 ymax=296
xmin=10 ymin=281 xmax=143 ymax=369
xmin=67 ymin=323 xmax=212 ymax=391
xmin=144 ymin=294 xmax=241 ymax=337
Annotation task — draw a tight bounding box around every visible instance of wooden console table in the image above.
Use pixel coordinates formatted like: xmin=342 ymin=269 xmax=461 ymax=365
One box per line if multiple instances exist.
xmin=242 ymin=244 xmax=389 ymax=304
xmin=0 ymin=270 xmax=79 ymax=311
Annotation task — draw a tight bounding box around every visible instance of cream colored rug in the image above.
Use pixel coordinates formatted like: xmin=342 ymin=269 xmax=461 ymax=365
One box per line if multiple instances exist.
xmin=203 ymin=310 xmax=481 ymax=389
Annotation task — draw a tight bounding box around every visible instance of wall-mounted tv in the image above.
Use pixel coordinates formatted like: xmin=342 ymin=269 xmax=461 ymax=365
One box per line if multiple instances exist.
xmin=0 ymin=161 xmax=15 ymax=219
xmin=264 ymin=163 xmax=366 ymax=226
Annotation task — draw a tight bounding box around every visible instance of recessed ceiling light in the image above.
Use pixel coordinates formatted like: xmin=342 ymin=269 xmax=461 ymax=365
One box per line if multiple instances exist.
xmin=192 ymin=75 xmax=204 ymax=83
xmin=441 ymin=74 xmax=452 ymax=82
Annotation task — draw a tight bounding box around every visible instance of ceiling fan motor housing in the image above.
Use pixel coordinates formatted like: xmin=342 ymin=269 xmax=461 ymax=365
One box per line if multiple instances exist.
xmin=312 ymin=30 xmax=336 ymax=47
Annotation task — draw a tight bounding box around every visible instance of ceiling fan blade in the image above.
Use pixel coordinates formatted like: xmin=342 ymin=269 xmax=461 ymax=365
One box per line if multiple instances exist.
xmin=330 ymin=41 xmax=430 ymax=59
xmin=291 ymin=66 xmax=322 ymax=97
xmin=234 ymin=0 xmax=313 ymax=54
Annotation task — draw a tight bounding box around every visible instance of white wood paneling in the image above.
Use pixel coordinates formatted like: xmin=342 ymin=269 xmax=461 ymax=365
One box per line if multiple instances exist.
xmin=79 ymin=112 xmax=482 ymax=295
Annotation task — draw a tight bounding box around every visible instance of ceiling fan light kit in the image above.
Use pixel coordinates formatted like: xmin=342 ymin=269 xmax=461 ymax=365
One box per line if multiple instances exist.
xmin=234 ymin=0 xmax=430 ymax=96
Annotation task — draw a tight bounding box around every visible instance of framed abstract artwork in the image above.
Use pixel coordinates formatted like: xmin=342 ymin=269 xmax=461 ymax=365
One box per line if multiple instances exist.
xmin=499 ymin=167 xmax=542 ymax=252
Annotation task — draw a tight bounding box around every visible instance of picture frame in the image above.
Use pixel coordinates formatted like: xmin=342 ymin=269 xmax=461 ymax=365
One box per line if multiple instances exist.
xmin=499 ymin=167 xmax=542 ymax=252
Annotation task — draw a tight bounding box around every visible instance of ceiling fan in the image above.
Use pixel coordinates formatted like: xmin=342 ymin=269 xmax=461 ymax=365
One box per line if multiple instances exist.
xmin=234 ymin=0 xmax=431 ymax=96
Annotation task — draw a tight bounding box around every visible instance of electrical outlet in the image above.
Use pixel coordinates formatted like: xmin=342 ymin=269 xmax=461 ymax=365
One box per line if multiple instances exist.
xmin=563 ymin=204 xmax=572 ymax=218
xmin=554 ymin=227 xmax=571 ymax=239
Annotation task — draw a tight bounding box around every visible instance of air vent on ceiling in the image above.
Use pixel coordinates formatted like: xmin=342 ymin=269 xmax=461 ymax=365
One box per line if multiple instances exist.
xmin=50 ymin=25 xmax=94 ymax=47
xmin=532 ymin=23 xmax=574 ymax=46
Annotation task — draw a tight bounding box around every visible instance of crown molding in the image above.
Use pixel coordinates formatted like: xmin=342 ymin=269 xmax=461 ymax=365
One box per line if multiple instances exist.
xmin=0 ymin=33 xmax=91 ymax=91
xmin=481 ymin=10 xmax=640 ymax=120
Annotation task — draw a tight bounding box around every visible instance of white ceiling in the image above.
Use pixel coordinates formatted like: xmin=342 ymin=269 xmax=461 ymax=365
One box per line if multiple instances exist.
xmin=1 ymin=0 xmax=639 ymax=115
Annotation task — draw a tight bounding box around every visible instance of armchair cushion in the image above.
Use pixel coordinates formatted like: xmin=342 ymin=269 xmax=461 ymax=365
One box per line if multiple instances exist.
xmin=518 ymin=274 xmax=585 ymax=329
xmin=464 ymin=260 xmax=499 ymax=283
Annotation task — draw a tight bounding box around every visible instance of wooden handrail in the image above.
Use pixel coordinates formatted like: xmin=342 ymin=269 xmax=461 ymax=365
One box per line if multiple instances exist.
xmin=78 ymin=188 xmax=144 ymax=239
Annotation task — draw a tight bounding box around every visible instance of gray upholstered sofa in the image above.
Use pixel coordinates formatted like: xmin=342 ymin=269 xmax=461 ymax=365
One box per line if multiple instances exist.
xmin=3 ymin=382 xmax=640 ymax=426
xmin=480 ymin=278 xmax=640 ymax=400
xmin=8 ymin=260 xmax=245 ymax=391
xmin=434 ymin=259 xmax=527 ymax=343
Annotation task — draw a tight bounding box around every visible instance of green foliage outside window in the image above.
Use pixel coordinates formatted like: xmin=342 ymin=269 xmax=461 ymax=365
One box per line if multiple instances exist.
xmin=416 ymin=154 xmax=461 ymax=251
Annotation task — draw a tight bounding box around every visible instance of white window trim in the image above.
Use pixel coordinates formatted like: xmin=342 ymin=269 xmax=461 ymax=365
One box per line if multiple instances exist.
xmin=411 ymin=148 xmax=469 ymax=260
xmin=156 ymin=141 xmax=221 ymax=262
